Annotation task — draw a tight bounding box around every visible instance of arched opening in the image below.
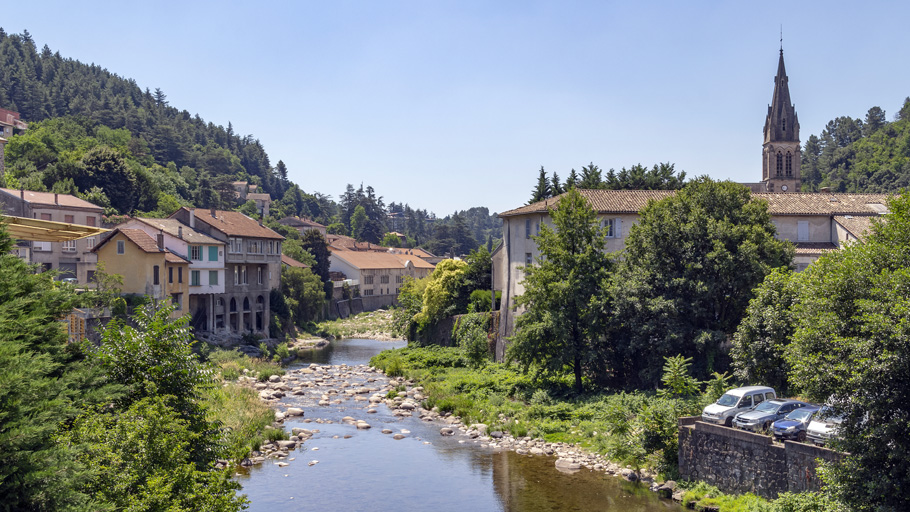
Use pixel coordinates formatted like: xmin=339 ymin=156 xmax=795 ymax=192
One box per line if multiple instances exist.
xmin=776 ymin=152 xmax=783 ymax=176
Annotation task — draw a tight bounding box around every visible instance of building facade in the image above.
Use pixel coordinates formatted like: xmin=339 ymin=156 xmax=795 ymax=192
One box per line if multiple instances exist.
xmin=0 ymin=188 xmax=103 ymax=283
xmin=170 ymin=207 xmax=283 ymax=335
xmin=329 ymin=250 xmax=435 ymax=298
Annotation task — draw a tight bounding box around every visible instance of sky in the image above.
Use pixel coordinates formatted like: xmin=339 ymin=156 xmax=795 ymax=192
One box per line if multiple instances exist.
xmin=4 ymin=1 xmax=910 ymax=216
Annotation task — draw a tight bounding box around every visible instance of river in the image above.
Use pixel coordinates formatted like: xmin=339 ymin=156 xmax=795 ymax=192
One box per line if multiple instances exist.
xmin=236 ymin=338 xmax=683 ymax=512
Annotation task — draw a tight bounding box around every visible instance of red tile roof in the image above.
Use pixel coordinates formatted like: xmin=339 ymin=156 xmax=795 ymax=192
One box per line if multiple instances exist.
xmin=281 ymin=254 xmax=309 ymax=268
xmin=0 ymin=188 xmax=103 ymax=211
xmin=133 ymin=218 xmax=224 ymax=245
xmin=834 ymin=215 xmax=878 ymax=241
xmin=500 ymin=189 xmax=892 ymax=217
xmin=175 ymin=208 xmax=284 ymax=240
xmin=93 ymin=228 xmax=189 ymax=264
xmin=793 ymin=242 xmax=838 ymax=255
xmin=330 ymin=250 xmax=435 ymax=270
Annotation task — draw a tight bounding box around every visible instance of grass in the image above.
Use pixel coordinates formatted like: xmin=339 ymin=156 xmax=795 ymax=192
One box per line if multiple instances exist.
xmin=315 ymin=309 xmax=397 ymax=339
xmin=208 ymin=349 xmax=285 ymax=382
xmin=201 ymin=382 xmax=275 ymax=459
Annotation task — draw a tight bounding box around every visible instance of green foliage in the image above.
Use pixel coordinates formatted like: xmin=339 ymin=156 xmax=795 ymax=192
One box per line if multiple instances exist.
xmin=206 ymin=348 xmax=285 ymax=383
xmin=202 ymin=382 xmax=274 ymax=458
xmin=731 ymin=268 xmax=799 ymax=393
xmin=415 ymin=259 xmax=468 ymax=332
xmin=64 ymin=395 xmax=246 ymax=512
xmin=381 ymin=232 xmax=401 ymax=247
xmin=658 ymin=355 xmax=701 ymax=398
xmin=784 ymin=191 xmax=910 ymax=510
xmin=391 ymin=276 xmax=427 ymax=339
xmin=451 ymin=312 xmax=492 ymax=367
xmin=612 ymin=177 xmax=793 ymax=387
xmin=508 ymin=188 xmax=613 ymax=392
xmin=281 ymin=266 xmax=326 ymax=327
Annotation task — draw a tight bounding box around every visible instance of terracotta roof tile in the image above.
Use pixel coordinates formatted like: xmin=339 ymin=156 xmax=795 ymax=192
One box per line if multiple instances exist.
xmin=330 ymin=250 xmax=435 ymax=270
xmin=281 ymin=254 xmax=309 ymax=268
xmin=500 ymin=189 xmax=892 ymax=217
xmin=176 ymin=208 xmax=284 ymax=240
xmin=279 ymin=216 xmax=326 ymax=229
xmin=834 ymin=215 xmax=878 ymax=241
xmin=0 ymin=188 xmax=103 ymax=211
xmin=133 ymin=218 xmax=224 ymax=245
xmin=246 ymin=193 xmax=272 ymax=201
xmin=794 ymin=242 xmax=838 ymax=255
xmin=94 ymin=228 xmax=189 ymax=264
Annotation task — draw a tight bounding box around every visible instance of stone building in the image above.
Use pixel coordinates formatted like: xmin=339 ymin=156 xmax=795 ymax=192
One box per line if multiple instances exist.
xmin=0 ymin=108 xmax=28 ymax=178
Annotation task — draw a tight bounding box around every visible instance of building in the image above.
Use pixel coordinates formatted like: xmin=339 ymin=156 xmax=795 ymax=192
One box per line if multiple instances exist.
xmin=92 ymin=228 xmax=190 ymax=319
xmin=492 ymin=48 xmax=892 ymax=349
xmin=278 ymin=216 xmax=327 ymax=237
xmin=170 ymin=207 xmax=284 ymax=334
xmin=0 ymin=188 xmax=104 ymax=282
xmin=118 ymin=217 xmax=227 ymax=332
xmin=0 ymin=108 xmax=28 ymax=178
xmin=329 ymin=250 xmax=435 ymax=299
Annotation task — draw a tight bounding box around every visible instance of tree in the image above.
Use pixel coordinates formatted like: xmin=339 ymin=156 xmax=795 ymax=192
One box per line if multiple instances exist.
xmin=507 ymin=189 xmax=613 ymax=392
xmin=730 ymin=268 xmax=798 ymax=394
xmin=281 ymin=266 xmax=326 ymax=326
xmin=578 ymin=162 xmax=603 ymax=189
xmin=299 ymin=230 xmax=332 ymax=299
xmin=350 ymin=205 xmax=367 ymax=240
xmin=529 ymin=166 xmax=551 ymax=203
xmin=81 ymin=146 xmax=138 ymax=213
xmin=785 ymin=191 xmax=910 ymax=510
xmin=611 ymin=178 xmax=793 ymax=387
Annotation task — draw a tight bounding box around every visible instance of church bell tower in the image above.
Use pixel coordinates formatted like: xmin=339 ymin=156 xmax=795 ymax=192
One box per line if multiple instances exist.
xmin=762 ymin=48 xmax=801 ymax=193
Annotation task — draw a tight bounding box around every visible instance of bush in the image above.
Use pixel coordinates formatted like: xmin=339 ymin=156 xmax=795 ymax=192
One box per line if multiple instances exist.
xmin=451 ymin=313 xmax=491 ymax=367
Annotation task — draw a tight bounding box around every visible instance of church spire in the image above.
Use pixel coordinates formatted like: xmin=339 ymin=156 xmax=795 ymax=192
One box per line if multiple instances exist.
xmin=762 ymin=47 xmax=801 ymax=192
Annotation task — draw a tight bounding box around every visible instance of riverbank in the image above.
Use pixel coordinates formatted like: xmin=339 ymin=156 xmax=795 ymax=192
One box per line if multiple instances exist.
xmin=315 ymin=309 xmax=403 ymax=341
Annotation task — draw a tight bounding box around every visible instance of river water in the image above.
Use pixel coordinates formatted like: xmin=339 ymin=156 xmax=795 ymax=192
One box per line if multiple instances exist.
xmin=236 ymin=339 xmax=683 ymax=512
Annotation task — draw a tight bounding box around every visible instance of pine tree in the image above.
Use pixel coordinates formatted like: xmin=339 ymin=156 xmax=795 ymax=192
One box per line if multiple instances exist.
xmin=529 ymin=166 xmax=551 ymax=204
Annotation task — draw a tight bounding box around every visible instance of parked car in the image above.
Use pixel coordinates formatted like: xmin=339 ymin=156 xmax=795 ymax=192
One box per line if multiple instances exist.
xmin=733 ymin=399 xmax=807 ymax=432
xmin=701 ymin=386 xmax=776 ymax=427
xmin=771 ymin=405 xmax=820 ymax=442
xmin=806 ymin=407 xmax=845 ymax=446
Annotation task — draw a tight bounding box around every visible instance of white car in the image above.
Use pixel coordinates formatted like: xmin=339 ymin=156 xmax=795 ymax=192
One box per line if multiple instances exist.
xmin=806 ymin=407 xmax=844 ymax=446
xmin=701 ymin=386 xmax=777 ymax=427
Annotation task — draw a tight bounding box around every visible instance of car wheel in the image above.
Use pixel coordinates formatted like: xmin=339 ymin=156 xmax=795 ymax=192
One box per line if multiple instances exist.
xmin=797 ymin=431 xmax=807 ymax=442
xmin=724 ymin=417 xmax=733 ymax=427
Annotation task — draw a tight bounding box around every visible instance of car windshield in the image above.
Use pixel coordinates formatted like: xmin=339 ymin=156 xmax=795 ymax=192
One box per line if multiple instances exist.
xmin=754 ymin=401 xmax=779 ymax=413
xmin=817 ymin=407 xmax=845 ymax=423
xmin=717 ymin=394 xmax=738 ymax=407
xmin=786 ymin=409 xmax=814 ymax=421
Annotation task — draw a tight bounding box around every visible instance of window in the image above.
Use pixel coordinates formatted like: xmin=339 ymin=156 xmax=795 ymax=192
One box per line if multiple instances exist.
xmin=233 ymin=266 xmax=239 ymax=285
xmin=191 ymin=270 xmax=201 ymax=286
xmin=363 ymin=289 xmax=374 ymax=296
xmin=776 ymin=152 xmax=783 ymax=176
xmin=209 ymin=270 xmax=218 ymax=285
xmin=87 ymin=270 xmax=96 ymax=283
xmin=257 ymin=267 xmax=263 ymax=285
xmin=380 ymin=275 xmax=389 ymax=284
xmin=241 ymin=265 xmax=247 ymax=284
xmin=785 ymin=152 xmax=793 ymax=176
xmin=33 ymin=241 xmax=51 ymax=251
xmin=535 ymin=222 xmax=540 ymax=235
xmin=782 ymin=118 xmax=786 ymax=131
xmin=739 ymin=395 xmax=752 ymax=408
xmin=525 ymin=219 xmax=531 ymax=239
xmin=85 ymin=236 xmax=96 ymax=249
xmin=178 ymin=267 xmax=183 ymax=284
xmin=229 ymin=238 xmax=243 ymax=253
xmin=40 ymin=213 xmax=52 ymax=221
xmin=190 ymin=246 xmax=202 ymax=260
xmin=171 ymin=293 xmax=182 ymax=311
xmin=86 ymin=216 xmax=96 ymax=227
xmin=396 ymin=275 xmax=404 ymax=284
xmin=169 ymin=267 xmax=174 ymax=284
xmin=248 ymin=240 xmax=263 ymax=254
xmin=395 ymin=288 xmax=400 ymax=295
xmin=64 ymin=215 xmax=74 ymax=224
xmin=602 ymin=218 xmax=615 ymax=238
xmin=208 ymin=246 xmax=218 ymax=261
xmin=153 ymin=265 xmax=160 ymax=285
xmin=268 ymin=241 xmax=275 ymax=254
xmin=797 ymin=221 xmax=809 ymax=242
xmin=364 ymin=275 xmax=374 ymax=285
xmin=525 ymin=252 xmax=532 ymax=266
xmin=62 ymin=240 xmax=76 ymax=252
xmin=117 ymin=240 xmax=125 ymax=254
xmin=753 ymin=393 xmax=765 ymax=405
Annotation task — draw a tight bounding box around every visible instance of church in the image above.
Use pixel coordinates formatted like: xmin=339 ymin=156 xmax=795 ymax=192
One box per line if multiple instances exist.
xmin=490 ymin=49 xmax=891 ymax=356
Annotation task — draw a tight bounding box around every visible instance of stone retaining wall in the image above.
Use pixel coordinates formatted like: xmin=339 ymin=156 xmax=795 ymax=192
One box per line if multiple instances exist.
xmin=678 ymin=418 xmax=842 ymax=499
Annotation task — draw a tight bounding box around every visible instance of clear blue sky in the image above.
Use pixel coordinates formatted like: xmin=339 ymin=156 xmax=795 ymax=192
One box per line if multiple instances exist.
xmin=5 ymin=1 xmax=910 ymax=216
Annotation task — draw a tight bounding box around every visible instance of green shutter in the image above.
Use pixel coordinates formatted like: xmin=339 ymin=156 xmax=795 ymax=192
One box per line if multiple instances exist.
xmin=209 ymin=246 xmax=218 ymax=261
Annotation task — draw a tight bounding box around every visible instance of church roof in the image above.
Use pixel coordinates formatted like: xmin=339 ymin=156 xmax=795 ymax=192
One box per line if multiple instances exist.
xmin=764 ymin=49 xmax=799 ymax=143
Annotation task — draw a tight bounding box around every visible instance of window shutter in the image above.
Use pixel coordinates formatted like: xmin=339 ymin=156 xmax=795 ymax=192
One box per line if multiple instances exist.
xmin=614 ymin=218 xmax=622 ymax=238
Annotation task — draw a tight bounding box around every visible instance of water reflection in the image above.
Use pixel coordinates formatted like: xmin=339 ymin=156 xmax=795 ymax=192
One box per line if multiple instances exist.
xmin=238 ymin=338 xmax=682 ymax=512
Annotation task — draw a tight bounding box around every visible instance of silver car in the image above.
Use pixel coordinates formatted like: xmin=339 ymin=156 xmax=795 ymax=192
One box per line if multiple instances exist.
xmin=733 ymin=399 xmax=807 ymax=433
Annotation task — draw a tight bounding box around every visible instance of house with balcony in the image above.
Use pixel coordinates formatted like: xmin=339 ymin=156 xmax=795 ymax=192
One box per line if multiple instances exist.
xmin=92 ymin=228 xmax=190 ymax=319
xmin=118 ymin=217 xmax=227 ymax=332
xmin=0 ymin=188 xmax=104 ymax=283
xmin=170 ymin=207 xmax=283 ymax=335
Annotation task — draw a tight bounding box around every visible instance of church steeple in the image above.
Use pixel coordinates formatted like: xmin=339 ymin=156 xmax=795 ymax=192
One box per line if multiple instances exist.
xmin=762 ymin=48 xmax=801 ymax=192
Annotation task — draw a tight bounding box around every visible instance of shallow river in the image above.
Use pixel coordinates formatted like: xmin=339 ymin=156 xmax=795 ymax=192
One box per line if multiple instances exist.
xmin=236 ymin=339 xmax=683 ymax=512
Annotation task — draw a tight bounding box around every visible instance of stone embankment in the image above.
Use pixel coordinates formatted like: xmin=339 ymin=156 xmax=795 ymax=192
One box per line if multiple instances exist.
xmin=236 ymin=362 xmax=682 ymax=504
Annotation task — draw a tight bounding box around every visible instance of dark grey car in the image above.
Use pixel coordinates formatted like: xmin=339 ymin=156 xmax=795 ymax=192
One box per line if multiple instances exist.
xmin=771 ymin=405 xmax=820 ymax=442
xmin=733 ymin=399 xmax=807 ymax=432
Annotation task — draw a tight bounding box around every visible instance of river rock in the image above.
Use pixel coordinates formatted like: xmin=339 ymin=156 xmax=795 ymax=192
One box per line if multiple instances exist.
xmin=285 ymin=407 xmax=305 ymax=417
xmin=268 ymin=374 xmax=281 ymax=383
xmin=555 ymin=458 xmax=581 ymax=472
xmin=620 ymin=469 xmax=639 ymax=482
xmin=440 ymin=427 xmax=455 ymax=436
xmin=393 ymin=434 xmax=406 ymax=440
xmin=276 ymin=440 xmax=297 ymax=450
xmin=356 ymin=421 xmax=371 ymax=429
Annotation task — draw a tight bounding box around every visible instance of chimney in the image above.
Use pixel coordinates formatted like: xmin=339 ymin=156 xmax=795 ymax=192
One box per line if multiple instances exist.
xmin=211 ymin=207 xmax=217 ymax=218
xmin=157 ymin=231 xmax=165 ymax=251
xmin=54 ymin=193 xmax=59 ymax=205
xmin=178 ymin=226 xmax=183 ymax=239
xmin=189 ymin=208 xmax=195 ymax=228
xmin=820 ymin=187 xmax=831 ymax=194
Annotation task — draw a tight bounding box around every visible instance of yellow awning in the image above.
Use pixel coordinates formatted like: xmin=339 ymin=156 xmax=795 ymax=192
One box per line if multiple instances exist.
xmin=0 ymin=215 xmax=109 ymax=242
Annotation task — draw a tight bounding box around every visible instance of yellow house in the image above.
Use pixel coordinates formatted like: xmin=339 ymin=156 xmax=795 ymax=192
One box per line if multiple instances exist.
xmin=93 ymin=228 xmax=190 ymax=318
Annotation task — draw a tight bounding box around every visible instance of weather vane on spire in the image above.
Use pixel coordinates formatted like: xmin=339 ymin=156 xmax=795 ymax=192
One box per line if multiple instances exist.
xmin=780 ymin=25 xmax=783 ymax=52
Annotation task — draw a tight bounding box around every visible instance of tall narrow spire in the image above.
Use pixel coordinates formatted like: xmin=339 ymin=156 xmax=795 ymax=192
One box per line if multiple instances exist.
xmin=762 ymin=46 xmax=801 ymax=192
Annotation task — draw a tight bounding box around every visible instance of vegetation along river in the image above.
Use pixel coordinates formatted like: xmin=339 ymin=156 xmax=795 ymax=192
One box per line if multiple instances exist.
xmin=236 ymin=338 xmax=683 ymax=511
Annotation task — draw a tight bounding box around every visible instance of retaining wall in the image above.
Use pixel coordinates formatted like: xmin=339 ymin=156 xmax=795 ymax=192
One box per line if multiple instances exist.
xmin=678 ymin=418 xmax=842 ymax=499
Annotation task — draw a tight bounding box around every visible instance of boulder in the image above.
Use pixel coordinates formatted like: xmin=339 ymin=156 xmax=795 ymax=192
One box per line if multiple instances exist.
xmin=285 ymin=407 xmax=305 ymax=417
xmin=440 ymin=427 xmax=455 ymax=436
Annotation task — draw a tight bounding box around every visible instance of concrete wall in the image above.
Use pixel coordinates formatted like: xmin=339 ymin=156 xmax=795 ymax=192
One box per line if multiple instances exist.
xmin=678 ymin=419 xmax=842 ymax=499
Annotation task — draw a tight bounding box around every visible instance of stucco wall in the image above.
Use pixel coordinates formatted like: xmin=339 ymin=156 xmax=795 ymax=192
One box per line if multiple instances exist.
xmin=678 ymin=419 xmax=842 ymax=499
